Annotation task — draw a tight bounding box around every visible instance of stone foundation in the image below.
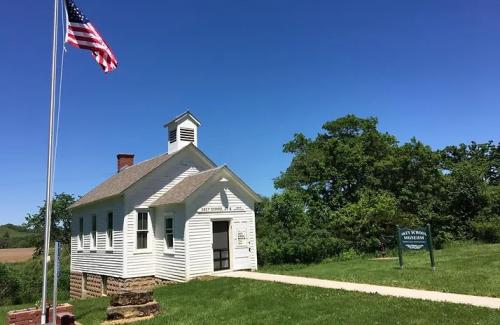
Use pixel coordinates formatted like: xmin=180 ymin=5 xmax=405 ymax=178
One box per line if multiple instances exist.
xmin=70 ymin=272 xmax=83 ymax=299
xmin=122 ymin=276 xmax=156 ymax=292
xmin=85 ymin=273 xmax=104 ymax=297
xmin=70 ymin=272 xmax=173 ymax=299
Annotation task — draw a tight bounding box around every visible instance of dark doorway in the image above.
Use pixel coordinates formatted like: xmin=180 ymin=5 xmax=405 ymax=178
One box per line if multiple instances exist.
xmin=213 ymin=221 xmax=230 ymax=271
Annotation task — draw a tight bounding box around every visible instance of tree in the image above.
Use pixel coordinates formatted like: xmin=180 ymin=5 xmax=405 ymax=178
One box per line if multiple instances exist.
xmin=25 ymin=193 xmax=76 ymax=255
xmin=439 ymin=142 xmax=500 ymax=241
xmin=256 ymin=114 xmax=499 ymax=263
xmin=275 ymin=115 xmax=397 ymax=210
xmin=441 ymin=141 xmax=500 ymax=185
xmin=0 ymin=231 xmax=9 ymax=249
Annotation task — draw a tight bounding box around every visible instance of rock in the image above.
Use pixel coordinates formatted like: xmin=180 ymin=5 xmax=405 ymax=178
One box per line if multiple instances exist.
xmin=106 ymin=301 xmax=161 ymax=320
xmin=109 ymin=291 xmax=153 ymax=306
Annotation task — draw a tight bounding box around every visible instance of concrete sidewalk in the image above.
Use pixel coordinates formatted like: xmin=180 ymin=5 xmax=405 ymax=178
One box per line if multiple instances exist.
xmin=215 ymin=271 xmax=500 ymax=309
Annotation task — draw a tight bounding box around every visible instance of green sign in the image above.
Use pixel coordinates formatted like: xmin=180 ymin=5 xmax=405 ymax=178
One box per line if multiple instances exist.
xmin=399 ymin=228 xmax=428 ymax=250
xmin=396 ymin=224 xmax=435 ymax=271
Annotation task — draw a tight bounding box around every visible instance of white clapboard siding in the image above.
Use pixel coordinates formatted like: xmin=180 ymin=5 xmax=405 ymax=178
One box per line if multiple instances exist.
xmin=70 ymin=197 xmax=125 ymax=277
xmin=70 ymin=145 xmax=260 ymax=283
xmin=153 ymin=205 xmax=187 ymax=282
xmin=185 ymin=179 xmax=258 ymax=279
xmin=123 ymin=152 xmax=210 ymax=278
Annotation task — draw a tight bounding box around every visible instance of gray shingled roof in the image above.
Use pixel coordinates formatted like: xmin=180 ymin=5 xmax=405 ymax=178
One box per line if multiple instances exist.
xmin=150 ymin=167 xmax=224 ymax=207
xmin=70 ymin=152 xmax=174 ymax=209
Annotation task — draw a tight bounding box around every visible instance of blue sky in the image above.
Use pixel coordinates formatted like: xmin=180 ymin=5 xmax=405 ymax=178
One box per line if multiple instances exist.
xmin=1 ymin=0 xmax=499 ymax=224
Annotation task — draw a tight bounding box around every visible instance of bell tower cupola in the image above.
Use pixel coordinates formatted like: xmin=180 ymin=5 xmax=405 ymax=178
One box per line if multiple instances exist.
xmin=165 ymin=111 xmax=201 ymax=154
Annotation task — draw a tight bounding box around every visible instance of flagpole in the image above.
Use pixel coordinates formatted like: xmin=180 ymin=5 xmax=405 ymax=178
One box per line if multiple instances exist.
xmin=41 ymin=0 xmax=59 ymax=323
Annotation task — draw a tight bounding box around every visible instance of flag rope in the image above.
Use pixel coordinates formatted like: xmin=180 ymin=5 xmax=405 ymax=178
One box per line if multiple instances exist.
xmin=40 ymin=0 xmax=59 ymax=321
xmin=52 ymin=0 xmax=67 ymax=188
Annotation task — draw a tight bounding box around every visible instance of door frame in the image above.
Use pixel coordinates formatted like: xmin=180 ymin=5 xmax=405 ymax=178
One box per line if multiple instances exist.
xmin=211 ymin=218 xmax=233 ymax=272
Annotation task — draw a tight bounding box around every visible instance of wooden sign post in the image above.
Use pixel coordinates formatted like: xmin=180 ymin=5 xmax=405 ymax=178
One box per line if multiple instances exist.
xmin=396 ymin=224 xmax=435 ymax=271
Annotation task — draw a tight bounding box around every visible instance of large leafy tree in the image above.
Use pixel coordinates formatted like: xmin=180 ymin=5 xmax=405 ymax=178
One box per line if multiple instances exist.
xmin=440 ymin=141 xmax=499 ymax=185
xmin=257 ymin=115 xmax=499 ymax=264
xmin=275 ymin=115 xmax=397 ymax=209
xmin=25 ymin=193 xmax=76 ymax=255
xmin=272 ymin=115 xmax=446 ymax=249
xmin=439 ymin=142 xmax=500 ymax=239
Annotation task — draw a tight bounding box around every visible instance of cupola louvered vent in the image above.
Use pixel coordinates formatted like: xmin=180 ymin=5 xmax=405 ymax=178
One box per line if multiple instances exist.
xmin=180 ymin=128 xmax=195 ymax=142
xmin=169 ymin=128 xmax=177 ymax=143
xmin=165 ymin=111 xmax=200 ymax=154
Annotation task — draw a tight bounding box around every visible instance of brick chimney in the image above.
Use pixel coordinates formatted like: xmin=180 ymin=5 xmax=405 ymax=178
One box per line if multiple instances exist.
xmin=117 ymin=153 xmax=134 ymax=173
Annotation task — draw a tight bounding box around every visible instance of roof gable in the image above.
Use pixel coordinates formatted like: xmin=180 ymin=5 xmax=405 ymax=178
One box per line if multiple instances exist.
xmin=164 ymin=110 xmax=201 ymax=128
xmin=69 ymin=144 xmax=215 ymax=209
xmin=150 ymin=165 xmax=261 ymax=207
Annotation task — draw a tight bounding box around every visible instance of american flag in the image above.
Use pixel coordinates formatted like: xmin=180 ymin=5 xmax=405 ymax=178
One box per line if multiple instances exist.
xmin=65 ymin=0 xmax=118 ymax=72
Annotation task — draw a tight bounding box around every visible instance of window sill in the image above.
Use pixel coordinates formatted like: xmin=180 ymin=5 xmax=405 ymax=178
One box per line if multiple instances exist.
xmin=77 ymin=249 xmax=83 ymax=253
xmin=89 ymin=249 xmax=97 ymax=253
xmin=105 ymin=248 xmax=114 ymax=253
xmin=163 ymin=250 xmax=175 ymax=255
xmin=133 ymin=249 xmax=152 ymax=255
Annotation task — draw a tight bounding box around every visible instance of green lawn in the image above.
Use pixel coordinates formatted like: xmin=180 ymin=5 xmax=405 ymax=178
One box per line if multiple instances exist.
xmin=1 ymin=278 xmax=500 ymax=325
xmin=260 ymin=242 xmax=500 ymax=297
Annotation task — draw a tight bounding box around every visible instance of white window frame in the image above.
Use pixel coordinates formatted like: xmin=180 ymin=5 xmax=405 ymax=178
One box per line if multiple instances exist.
xmin=90 ymin=214 xmax=97 ymax=251
xmin=136 ymin=211 xmax=149 ymax=251
xmin=106 ymin=212 xmax=113 ymax=250
xmin=164 ymin=214 xmax=174 ymax=253
xmin=78 ymin=217 xmax=84 ymax=250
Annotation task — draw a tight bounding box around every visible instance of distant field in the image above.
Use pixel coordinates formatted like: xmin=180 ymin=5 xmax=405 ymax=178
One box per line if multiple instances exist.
xmin=0 ymin=248 xmax=34 ymax=263
xmin=260 ymin=242 xmax=500 ymax=297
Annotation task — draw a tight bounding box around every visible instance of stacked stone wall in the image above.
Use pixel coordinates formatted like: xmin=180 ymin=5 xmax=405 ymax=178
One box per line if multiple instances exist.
xmin=123 ymin=276 xmax=156 ymax=292
xmin=84 ymin=273 xmax=103 ymax=298
xmin=155 ymin=277 xmax=175 ymax=286
xmin=70 ymin=272 xmax=83 ymax=299
xmin=107 ymin=276 xmax=126 ymax=295
xmin=70 ymin=273 xmax=173 ymax=299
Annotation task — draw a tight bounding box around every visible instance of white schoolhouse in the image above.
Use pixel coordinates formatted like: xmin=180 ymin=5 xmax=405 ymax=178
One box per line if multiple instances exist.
xmin=69 ymin=112 xmax=260 ymax=299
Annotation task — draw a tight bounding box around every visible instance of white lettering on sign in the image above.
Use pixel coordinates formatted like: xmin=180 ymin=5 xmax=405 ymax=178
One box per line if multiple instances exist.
xmin=406 ymin=244 xmax=424 ymax=249
xmin=401 ymin=230 xmax=426 ymax=236
xmin=403 ymin=235 xmax=425 ymax=240
xmin=198 ymin=206 xmax=245 ymax=213
xmin=401 ymin=230 xmax=426 ymax=241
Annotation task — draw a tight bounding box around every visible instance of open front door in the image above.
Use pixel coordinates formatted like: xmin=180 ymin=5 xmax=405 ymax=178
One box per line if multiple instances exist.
xmin=232 ymin=220 xmax=251 ymax=270
xmin=212 ymin=221 xmax=230 ymax=271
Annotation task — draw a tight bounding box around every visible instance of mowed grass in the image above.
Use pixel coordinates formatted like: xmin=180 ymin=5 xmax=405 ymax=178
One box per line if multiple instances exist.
xmin=2 ymin=278 xmax=500 ymax=325
xmin=261 ymin=242 xmax=500 ymax=297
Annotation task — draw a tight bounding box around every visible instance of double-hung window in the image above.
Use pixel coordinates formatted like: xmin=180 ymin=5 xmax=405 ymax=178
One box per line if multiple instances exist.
xmin=78 ymin=217 xmax=84 ymax=249
xmin=137 ymin=212 xmax=148 ymax=250
xmin=165 ymin=217 xmax=174 ymax=252
xmin=107 ymin=212 xmax=113 ymax=249
xmin=91 ymin=215 xmax=97 ymax=249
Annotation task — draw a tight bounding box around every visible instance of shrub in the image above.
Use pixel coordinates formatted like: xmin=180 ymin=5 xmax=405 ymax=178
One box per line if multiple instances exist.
xmin=257 ymin=232 xmax=347 ymax=265
xmin=0 ymin=250 xmax=70 ymax=306
xmin=0 ymin=263 xmax=20 ymax=305
xmin=330 ymin=190 xmax=404 ymax=253
xmin=473 ymin=217 xmax=500 ymax=243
